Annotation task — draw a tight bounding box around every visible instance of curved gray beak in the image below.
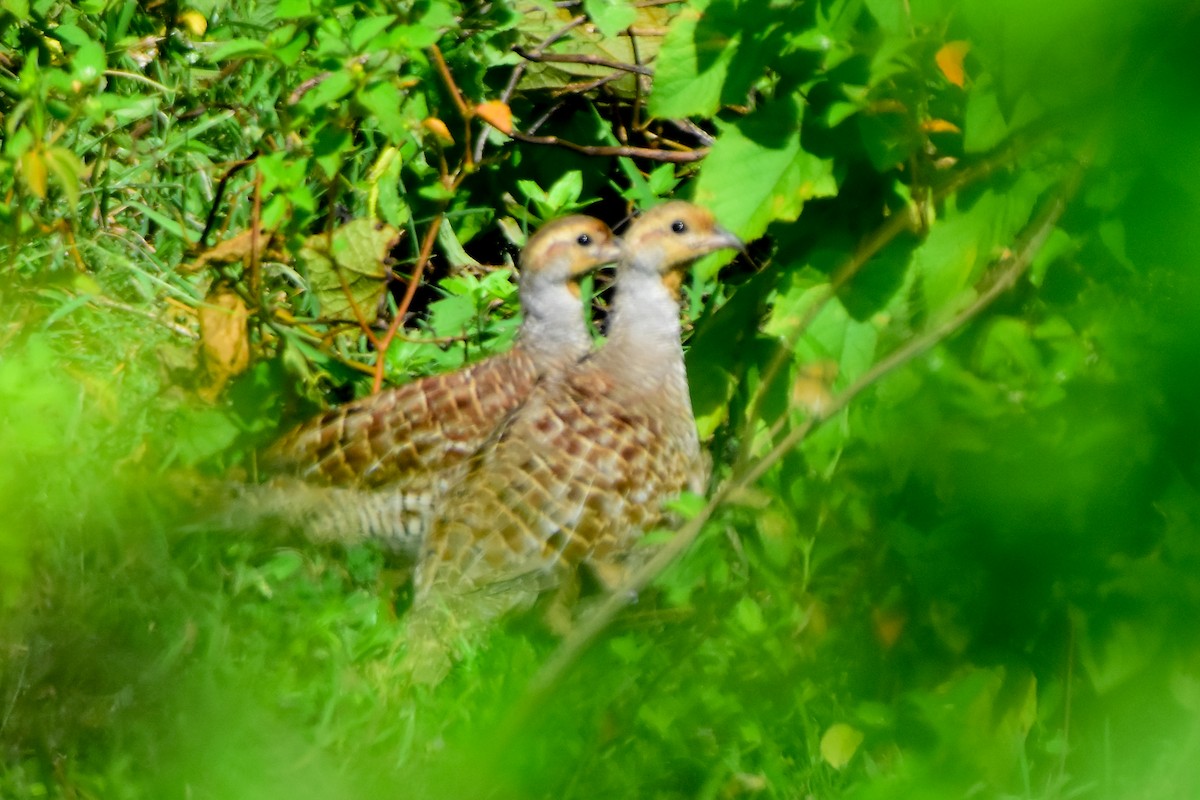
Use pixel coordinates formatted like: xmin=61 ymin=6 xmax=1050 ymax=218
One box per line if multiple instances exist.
xmin=711 ymin=225 xmax=744 ymax=255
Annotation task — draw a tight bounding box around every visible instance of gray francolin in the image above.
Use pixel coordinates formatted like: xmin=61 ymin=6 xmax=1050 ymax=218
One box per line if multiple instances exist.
xmin=236 ymin=216 xmax=624 ymax=555
xmin=406 ymin=201 xmax=741 ymax=679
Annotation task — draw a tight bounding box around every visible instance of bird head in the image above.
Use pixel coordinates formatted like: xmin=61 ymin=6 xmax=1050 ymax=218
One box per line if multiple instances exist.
xmin=620 ymin=201 xmax=743 ymax=290
xmin=520 ymin=215 xmax=625 ymax=291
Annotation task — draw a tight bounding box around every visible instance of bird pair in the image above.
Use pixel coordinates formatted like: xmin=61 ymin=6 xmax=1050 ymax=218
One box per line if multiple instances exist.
xmin=247 ymin=201 xmax=741 ymax=677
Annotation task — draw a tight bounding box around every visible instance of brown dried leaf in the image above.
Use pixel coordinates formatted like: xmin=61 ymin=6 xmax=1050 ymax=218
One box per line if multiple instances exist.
xmin=185 ymin=227 xmax=279 ymax=273
xmin=197 ymin=283 xmax=250 ymax=403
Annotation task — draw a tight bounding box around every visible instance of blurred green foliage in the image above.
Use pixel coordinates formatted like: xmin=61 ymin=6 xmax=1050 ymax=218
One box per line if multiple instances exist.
xmin=3 ymin=0 xmax=1200 ymax=797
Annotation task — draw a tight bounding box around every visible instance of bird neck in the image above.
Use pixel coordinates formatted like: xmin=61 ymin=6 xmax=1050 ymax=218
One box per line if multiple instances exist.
xmin=515 ymin=277 xmax=592 ymax=368
xmin=598 ymin=262 xmax=687 ymax=385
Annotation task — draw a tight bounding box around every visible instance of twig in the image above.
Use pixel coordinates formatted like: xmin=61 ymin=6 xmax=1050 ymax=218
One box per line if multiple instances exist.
xmin=510 ymin=130 xmax=708 ymax=162
xmin=199 ymin=155 xmax=256 ymax=247
xmin=473 ymin=15 xmax=589 ymax=163
xmin=372 ymin=214 xmax=444 ymax=393
xmin=553 ymin=73 xmax=627 ymax=97
xmin=515 ymin=155 xmax=1084 ymax=716
xmin=430 ymin=44 xmax=474 ymax=171
xmin=332 ymin=254 xmax=383 ymax=351
xmin=248 ymin=169 xmax=262 ymax=299
xmin=513 ymin=46 xmax=653 ymax=76
xmin=734 ymin=141 xmax=1036 ymax=472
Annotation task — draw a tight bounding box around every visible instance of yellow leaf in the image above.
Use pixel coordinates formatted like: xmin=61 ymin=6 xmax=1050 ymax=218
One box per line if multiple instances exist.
xmin=936 ymin=40 xmax=970 ymax=88
xmin=819 ymin=723 xmax=864 ymax=770
xmin=19 ymin=148 xmax=47 ymax=199
xmin=921 ymin=118 xmax=962 ymax=134
xmin=198 ymin=284 xmax=250 ymax=403
xmin=474 ymin=100 xmax=513 ymax=135
xmin=177 ymin=9 xmax=207 ymax=37
xmin=45 ymin=146 xmax=85 ymax=207
xmin=421 ymin=117 xmax=454 ymax=145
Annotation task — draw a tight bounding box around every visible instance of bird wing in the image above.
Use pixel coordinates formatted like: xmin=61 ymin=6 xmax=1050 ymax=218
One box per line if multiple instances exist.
xmin=261 ymin=350 xmax=541 ymax=491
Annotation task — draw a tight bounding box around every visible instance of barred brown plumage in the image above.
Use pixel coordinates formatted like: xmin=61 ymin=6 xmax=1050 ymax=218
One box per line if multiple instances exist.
xmin=407 ymin=201 xmax=742 ymax=681
xmin=234 ymin=216 xmax=624 ymax=555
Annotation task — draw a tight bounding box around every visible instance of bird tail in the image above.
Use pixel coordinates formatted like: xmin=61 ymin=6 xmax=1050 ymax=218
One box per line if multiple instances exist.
xmin=178 ymin=475 xmax=427 ymax=559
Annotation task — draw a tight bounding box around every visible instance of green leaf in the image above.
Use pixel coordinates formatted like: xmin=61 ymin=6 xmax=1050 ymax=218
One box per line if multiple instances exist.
xmin=963 ymin=74 xmax=1043 ymax=154
xmin=208 ymin=38 xmax=270 ymax=61
xmin=648 ymin=2 xmax=735 ymax=118
xmin=71 ymin=39 xmax=106 ymax=84
xmin=102 ymin=93 xmax=160 ymax=125
xmin=299 ymin=69 xmax=356 ymax=111
xmin=44 ymin=146 xmax=84 ymax=207
xmin=173 ymin=405 xmax=242 ymax=465
xmin=428 ymin=292 xmax=479 ymax=338
xmin=546 ymin=170 xmax=583 ymax=213
xmin=4 ymin=0 xmax=29 ymax=21
xmin=359 ymin=81 xmax=409 ymax=142
xmin=350 ymin=15 xmax=397 ymax=49
xmin=300 ymin=219 xmax=400 ymax=323
xmin=583 ymin=0 xmax=636 ymax=38
xmin=733 ymin=596 xmax=766 ymax=634
xmin=820 ymin=723 xmax=864 ymax=769
xmin=913 ymin=170 xmax=1052 ymax=324
xmin=374 ymin=148 xmax=411 ymax=229
xmin=692 ymin=99 xmax=837 ymax=278
xmin=276 ymin=0 xmax=313 ymax=19
xmin=687 ymin=271 xmax=773 ymax=438
xmin=271 ymin=28 xmax=311 ymax=67
xmin=311 ymin=123 xmax=352 ymax=179
xmin=437 ymin=217 xmax=482 ymax=269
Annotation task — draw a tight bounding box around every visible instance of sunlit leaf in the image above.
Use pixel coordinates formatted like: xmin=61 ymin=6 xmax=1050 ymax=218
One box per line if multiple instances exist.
xmin=422 ymin=117 xmax=454 ymax=144
xmin=819 ymin=723 xmax=864 ymax=769
xmin=936 ymin=40 xmax=971 ymax=87
xmin=474 ymin=100 xmax=513 ymax=135
xmin=177 ymin=10 xmax=207 ymax=37
xmin=692 ymin=99 xmax=836 ymax=279
xmin=208 ymin=37 xmax=270 ymax=60
xmin=583 ymin=0 xmax=636 ymax=39
xmin=300 ymin=219 xmax=402 ymax=324
xmin=44 ymin=146 xmax=85 ymax=207
xmin=649 ymin=2 xmax=735 ymax=118
xmin=19 ymin=147 xmax=47 ymax=198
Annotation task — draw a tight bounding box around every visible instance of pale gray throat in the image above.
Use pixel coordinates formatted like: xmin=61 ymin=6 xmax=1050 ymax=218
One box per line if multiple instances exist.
xmin=595 ymin=256 xmax=689 ymax=390
xmin=515 ymin=274 xmax=592 ymax=368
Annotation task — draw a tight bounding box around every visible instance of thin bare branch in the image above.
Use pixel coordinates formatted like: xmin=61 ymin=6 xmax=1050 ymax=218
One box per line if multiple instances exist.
xmin=734 ymin=139 xmax=1039 ymax=472
xmin=513 ymin=46 xmax=653 ymax=76
xmin=373 ymin=214 xmax=444 ymax=393
xmin=515 ymin=156 xmax=1085 ymax=716
xmin=511 ymin=130 xmax=709 ymax=162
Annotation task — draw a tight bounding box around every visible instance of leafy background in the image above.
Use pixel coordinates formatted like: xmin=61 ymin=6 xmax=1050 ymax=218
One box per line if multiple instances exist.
xmin=3 ymin=0 xmax=1200 ymax=797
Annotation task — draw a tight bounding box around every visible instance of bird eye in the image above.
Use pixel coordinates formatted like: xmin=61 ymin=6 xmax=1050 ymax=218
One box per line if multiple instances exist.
xmin=576 ymin=233 xmax=592 ymax=246
xmin=671 ymin=220 xmax=687 ymax=233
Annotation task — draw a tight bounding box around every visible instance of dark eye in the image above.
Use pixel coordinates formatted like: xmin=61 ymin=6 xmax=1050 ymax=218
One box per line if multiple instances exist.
xmin=577 ymin=233 xmax=592 ymax=246
xmin=671 ymin=220 xmax=687 ymax=233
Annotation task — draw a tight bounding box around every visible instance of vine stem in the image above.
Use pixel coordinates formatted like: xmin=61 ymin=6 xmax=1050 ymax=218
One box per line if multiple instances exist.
xmin=507 ymin=152 xmax=1086 ymax=726
xmin=372 ymin=213 xmax=444 ymax=393
xmin=733 ymin=141 xmax=1036 ymax=475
